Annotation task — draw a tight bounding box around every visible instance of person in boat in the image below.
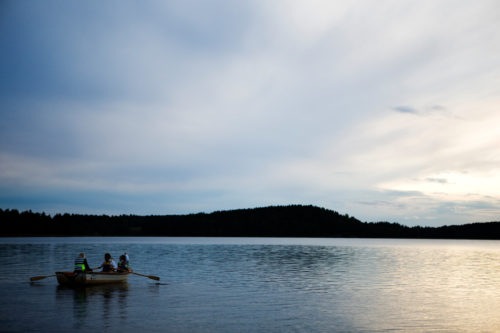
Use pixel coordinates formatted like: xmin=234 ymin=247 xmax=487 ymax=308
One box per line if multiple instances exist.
xmin=74 ymin=252 xmax=92 ymax=273
xmin=98 ymin=253 xmax=118 ymax=272
xmin=117 ymin=254 xmax=132 ymax=272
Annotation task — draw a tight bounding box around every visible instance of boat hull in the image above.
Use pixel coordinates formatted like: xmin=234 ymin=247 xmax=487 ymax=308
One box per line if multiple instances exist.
xmin=56 ymin=271 xmax=130 ymax=286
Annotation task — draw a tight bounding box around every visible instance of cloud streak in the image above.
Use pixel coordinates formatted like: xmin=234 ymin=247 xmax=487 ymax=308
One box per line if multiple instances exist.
xmin=393 ymin=106 xmax=419 ymax=114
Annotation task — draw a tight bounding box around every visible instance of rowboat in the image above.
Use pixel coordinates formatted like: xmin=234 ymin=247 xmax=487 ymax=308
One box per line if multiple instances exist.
xmin=56 ymin=271 xmax=131 ymax=286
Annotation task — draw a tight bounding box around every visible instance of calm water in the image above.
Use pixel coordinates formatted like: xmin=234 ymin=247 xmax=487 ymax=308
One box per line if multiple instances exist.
xmin=1 ymin=237 xmax=500 ymax=332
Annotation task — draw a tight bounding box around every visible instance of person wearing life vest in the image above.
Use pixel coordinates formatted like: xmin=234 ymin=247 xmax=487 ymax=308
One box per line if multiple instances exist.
xmin=74 ymin=253 xmax=92 ymax=273
xmin=117 ymin=254 xmax=132 ymax=272
xmin=99 ymin=253 xmax=117 ymax=272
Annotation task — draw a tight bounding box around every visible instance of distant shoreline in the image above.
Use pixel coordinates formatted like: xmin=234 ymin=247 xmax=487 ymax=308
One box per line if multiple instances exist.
xmin=1 ymin=205 xmax=499 ymax=239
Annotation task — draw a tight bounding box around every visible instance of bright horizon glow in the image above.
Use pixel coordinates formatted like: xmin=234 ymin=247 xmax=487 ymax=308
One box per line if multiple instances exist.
xmin=1 ymin=0 xmax=500 ymax=226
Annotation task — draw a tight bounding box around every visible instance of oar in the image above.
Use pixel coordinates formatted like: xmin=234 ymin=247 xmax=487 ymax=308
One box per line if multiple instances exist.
xmin=30 ymin=274 xmax=56 ymax=282
xmin=132 ymin=272 xmax=160 ymax=281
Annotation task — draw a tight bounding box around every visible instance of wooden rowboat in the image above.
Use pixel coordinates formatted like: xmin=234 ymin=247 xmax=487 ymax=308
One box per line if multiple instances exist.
xmin=56 ymin=271 xmax=131 ymax=286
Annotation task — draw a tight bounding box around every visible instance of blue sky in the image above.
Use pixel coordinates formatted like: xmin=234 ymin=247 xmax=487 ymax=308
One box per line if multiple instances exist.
xmin=1 ymin=0 xmax=500 ymax=226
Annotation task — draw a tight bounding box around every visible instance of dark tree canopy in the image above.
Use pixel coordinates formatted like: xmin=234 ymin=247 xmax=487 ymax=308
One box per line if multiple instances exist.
xmin=1 ymin=205 xmax=499 ymax=239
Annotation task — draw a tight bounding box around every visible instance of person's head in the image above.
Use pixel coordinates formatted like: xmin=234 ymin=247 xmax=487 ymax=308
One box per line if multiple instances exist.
xmin=104 ymin=253 xmax=111 ymax=261
xmin=119 ymin=255 xmax=126 ymax=262
xmin=78 ymin=253 xmax=86 ymax=259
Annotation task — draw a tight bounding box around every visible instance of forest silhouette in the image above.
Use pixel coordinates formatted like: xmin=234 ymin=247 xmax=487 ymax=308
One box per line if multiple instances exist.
xmin=1 ymin=205 xmax=499 ymax=239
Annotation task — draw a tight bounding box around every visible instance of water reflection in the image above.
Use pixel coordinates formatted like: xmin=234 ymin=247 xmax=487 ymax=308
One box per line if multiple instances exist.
xmin=56 ymin=283 xmax=129 ymax=329
xmin=250 ymin=245 xmax=355 ymax=292
xmin=252 ymin=245 xmax=354 ymax=270
xmin=5 ymin=238 xmax=500 ymax=332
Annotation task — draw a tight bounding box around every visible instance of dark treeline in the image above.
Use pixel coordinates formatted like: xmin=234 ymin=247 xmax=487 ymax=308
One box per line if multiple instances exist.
xmin=1 ymin=205 xmax=500 ymax=239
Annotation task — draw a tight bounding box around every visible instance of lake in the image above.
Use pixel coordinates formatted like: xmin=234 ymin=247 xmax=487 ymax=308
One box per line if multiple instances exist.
xmin=1 ymin=237 xmax=500 ymax=332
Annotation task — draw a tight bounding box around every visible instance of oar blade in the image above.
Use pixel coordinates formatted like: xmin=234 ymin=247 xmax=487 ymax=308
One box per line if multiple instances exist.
xmin=30 ymin=276 xmax=44 ymax=281
xmin=132 ymin=272 xmax=160 ymax=281
xmin=30 ymin=275 xmax=54 ymax=281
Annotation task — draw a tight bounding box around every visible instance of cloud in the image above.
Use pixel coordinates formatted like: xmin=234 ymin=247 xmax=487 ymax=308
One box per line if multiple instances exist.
xmin=393 ymin=106 xmax=419 ymax=114
xmin=392 ymin=105 xmax=450 ymax=116
xmin=424 ymin=178 xmax=448 ymax=184
xmin=1 ymin=0 xmax=500 ymax=225
xmin=430 ymin=105 xmax=446 ymax=111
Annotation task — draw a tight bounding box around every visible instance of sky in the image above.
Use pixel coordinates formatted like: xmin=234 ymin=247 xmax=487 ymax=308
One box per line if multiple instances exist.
xmin=1 ymin=0 xmax=499 ymax=226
